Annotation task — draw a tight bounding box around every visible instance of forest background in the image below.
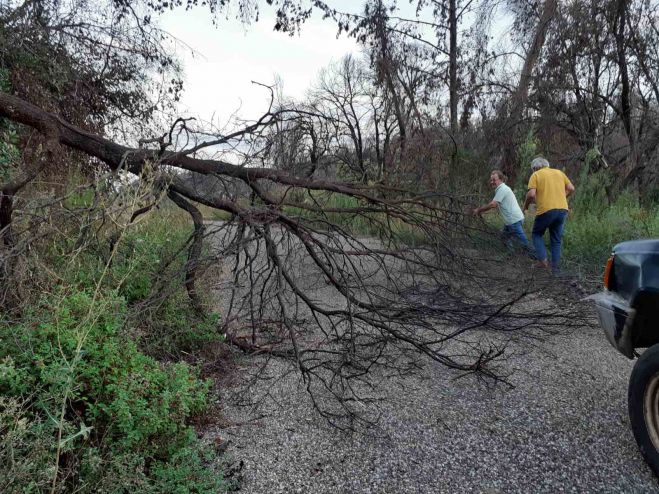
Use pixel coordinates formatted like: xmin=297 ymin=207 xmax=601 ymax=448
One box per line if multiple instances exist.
xmin=1 ymin=0 xmax=658 ymax=492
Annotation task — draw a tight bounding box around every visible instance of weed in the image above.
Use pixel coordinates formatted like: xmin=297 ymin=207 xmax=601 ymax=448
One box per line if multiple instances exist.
xmin=1 ymin=177 xmax=226 ymax=492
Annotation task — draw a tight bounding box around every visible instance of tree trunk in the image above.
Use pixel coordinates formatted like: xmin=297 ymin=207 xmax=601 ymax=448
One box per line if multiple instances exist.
xmin=375 ymin=0 xmax=406 ymax=155
xmin=306 ymin=126 xmax=319 ymax=178
xmin=448 ymin=0 xmax=459 ymax=171
xmin=0 ymin=192 xmax=15 ymax=248
xmin=501 ymin=0 xmax=558 ymax=182
xmin=448 ymin=0 xmax=458 ymax=137
xmin=614 ymin=0 xmax=639 ymax=185
xmin=167 ymin=189 xmax=206 ymax=314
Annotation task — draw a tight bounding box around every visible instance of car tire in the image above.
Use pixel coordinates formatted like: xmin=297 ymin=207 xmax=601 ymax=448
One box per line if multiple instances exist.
xmin=629 ymin=343 xmax=659 ymax=477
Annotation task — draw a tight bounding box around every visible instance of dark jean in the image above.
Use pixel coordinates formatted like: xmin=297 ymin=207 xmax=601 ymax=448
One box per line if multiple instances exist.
xmin=502 ymin=220 xmax=529 ymax=251
xmin=532 ymin=209 xmax=568 ymax=272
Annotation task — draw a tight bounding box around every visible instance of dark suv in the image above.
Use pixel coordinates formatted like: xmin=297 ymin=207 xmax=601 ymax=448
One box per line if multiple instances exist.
xmin=588 ymin=239 xmax=659 ymax=476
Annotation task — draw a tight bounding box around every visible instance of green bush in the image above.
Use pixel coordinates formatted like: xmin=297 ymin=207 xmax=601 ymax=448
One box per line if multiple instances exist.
xmin=112 ymin=214 xmax=191 ymax=303
xmin=53 ymin=208 xmax=220 ymax=357
xmin=1 ymin=199 xmax=225 ymax=493
xmin=0 ymin=397 xmax=54 ymax=492
xmin=57 ymin=209 xmax=191 ymax=303
xmin=562 ymin=193 xmax=659 ymax=276
xmin=514 ymin=129 xmax=539 ymax=190
xmin=140 ymin=294 xmax=221 ymax=357
xmin=0 ymin=289 xmax=222 ymax=493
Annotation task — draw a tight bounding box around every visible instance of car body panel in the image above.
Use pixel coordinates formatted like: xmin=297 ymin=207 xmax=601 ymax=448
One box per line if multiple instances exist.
xmin=610 ymin=239 xmax=659 ymax=303
xmin=587 ymin=239 xmax=659 ymax=476
xmin=586 ymin=292 xmax=636 ymax=358
xmin=587 ymin=239 xmax=659 ymax=357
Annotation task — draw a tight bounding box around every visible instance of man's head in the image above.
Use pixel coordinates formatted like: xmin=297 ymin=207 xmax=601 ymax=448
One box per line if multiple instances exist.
xmin=530 ymin=156 xmax=550 ymax=171
xmin=489 ymin=170 xmax=506 ymax=188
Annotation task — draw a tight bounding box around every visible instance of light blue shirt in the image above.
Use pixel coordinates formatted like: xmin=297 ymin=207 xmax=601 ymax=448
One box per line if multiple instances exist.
xmin=493 ymin=183 xmax=524 ymax=225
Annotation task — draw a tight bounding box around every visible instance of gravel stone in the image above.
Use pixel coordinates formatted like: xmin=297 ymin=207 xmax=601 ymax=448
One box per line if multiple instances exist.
xmin=204 ymin=223 xmax=658 ymax=492
xmin=208 ymin=316 xmax=659 ymax=493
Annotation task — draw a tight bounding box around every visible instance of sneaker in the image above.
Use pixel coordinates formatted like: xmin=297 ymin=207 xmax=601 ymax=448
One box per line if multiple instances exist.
xmin=533 ymin=260 xmax=550 ymax=270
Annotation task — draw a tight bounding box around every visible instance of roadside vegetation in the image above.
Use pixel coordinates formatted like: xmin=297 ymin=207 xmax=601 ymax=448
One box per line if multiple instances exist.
xmin=0 ymin=177 xmax=226 ymax=493
xmin=563 ymin=184 xmax=659 ymax=282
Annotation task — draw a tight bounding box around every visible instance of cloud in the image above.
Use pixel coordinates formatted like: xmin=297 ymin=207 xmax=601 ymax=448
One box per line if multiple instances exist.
xmin=160 ymin=6 xmax=359 ymax=126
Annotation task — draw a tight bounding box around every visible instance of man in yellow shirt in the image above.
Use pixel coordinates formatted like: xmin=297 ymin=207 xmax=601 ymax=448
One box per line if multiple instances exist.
xmin=523 ymin=157 xmax=575 ymax=273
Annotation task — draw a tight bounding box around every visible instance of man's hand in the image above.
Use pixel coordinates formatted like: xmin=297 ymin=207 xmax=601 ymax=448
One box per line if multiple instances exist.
xmin=523 ymin=188 xmax=536 ymax=212
xmin=474 ymin=200 xmax=497 ymax=216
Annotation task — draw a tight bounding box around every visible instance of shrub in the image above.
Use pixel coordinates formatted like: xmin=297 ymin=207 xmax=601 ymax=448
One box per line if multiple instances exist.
xmin=562 ymin=193 xmax=659 ymax=278
xmin=139 ymin=294 xmax=221 ymax=357
xmin=0 ymin=396 xmax=54 ymax=492
xmin=51 ymin=205 xmax=221 ymax=358
xmin=1 ymin=190 xmax=225 ymax=493
xmin=0 ymin=289 xmax=223 ymax=493
xmin=514 ymin=129 xmax=539 ymax=190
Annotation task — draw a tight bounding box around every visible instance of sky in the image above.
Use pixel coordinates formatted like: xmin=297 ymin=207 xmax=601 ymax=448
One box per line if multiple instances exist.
xmin=159 ymin=2 xmax=362 ymax=130
xmin=158 ymin=1 xmax=515 ymax=133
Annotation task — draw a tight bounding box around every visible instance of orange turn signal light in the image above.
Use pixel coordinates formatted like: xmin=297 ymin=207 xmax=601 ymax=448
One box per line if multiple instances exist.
xmin=603 ymin=256 xmax=614 ymax=289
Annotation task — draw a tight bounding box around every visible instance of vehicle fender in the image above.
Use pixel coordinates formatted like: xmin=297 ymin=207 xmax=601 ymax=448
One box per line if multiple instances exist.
xmin=585 ymin=292 xmax=636 ymax=358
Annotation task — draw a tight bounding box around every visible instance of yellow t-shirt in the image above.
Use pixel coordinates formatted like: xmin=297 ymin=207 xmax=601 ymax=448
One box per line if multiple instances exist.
xmin=528 ymin=168 xmax=572 ymax=216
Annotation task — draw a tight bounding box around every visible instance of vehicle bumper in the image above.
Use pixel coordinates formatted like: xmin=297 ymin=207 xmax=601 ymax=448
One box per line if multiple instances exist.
xmin=585 ymin=292 xmax=637 ymax=358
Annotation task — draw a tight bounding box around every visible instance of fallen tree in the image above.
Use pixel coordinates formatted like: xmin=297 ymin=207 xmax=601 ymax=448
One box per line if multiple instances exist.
xmin=0 ymin=90 xmax=587 ymax=426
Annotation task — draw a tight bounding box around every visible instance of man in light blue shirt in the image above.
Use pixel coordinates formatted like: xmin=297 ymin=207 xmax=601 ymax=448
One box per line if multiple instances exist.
xmin=473 ymin=170 xmax=529 ymax=249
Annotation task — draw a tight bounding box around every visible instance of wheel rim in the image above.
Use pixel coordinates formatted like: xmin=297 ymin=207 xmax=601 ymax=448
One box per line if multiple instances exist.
xmin=644 ymin=371 xmax=659 ymax=450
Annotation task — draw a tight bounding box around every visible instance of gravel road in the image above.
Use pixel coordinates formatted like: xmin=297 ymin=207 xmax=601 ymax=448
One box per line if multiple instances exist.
xmin=209 ymin=304 xmax=659 ymax=493
xmin=204 ymin=224 xmax=658 ymax=492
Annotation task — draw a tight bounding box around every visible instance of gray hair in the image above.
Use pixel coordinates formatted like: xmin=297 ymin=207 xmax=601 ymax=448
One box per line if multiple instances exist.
xmin=530 ymin=157 xmax=550 ymax=170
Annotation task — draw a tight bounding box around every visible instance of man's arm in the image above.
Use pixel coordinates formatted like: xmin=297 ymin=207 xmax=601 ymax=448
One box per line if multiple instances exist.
xmin=562 ymin=171 xmax=575 ymax=198
xmin=565 ymin=182 xmax=575 ymax=197
xmin=473 ymin=200 xmax=498 ymax=216
xmin=523 ymin=188 xmax=536 ymax=211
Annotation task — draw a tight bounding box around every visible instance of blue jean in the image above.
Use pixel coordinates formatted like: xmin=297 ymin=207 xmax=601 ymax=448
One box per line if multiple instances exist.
xmin=502 ymin=220 xmax=529 ymax=251
xmin=532 ymin=209 xmax=568 ymax=272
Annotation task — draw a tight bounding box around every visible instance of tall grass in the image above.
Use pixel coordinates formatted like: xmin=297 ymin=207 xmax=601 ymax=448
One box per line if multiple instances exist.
xmin=562 ymin=193 xmax=659 ymax=280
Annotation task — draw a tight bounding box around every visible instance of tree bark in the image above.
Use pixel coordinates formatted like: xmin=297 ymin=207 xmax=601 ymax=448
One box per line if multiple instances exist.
xmin=0 ymin=192 xmax=15 ymax=248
